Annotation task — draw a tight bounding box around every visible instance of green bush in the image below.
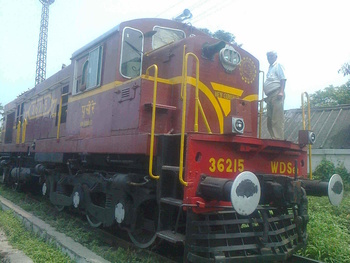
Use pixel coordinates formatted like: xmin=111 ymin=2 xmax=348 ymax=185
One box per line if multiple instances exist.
xmin=313 ymin=158 xmax=350 ymax=185
xmin=335 ymin=161 xmax=350 ymax=184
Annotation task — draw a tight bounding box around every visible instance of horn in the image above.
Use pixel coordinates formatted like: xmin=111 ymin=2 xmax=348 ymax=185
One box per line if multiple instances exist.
xmin=173 ymin=9 xmax=193 ymax=22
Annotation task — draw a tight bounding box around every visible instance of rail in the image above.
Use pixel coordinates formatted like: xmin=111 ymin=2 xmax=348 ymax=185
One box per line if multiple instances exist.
xmin=258 ymin=70 xmax=265 ymax=138
xmin=287 ymin=255 xmax=324 ymax=263
xmin=16 ymin=121 xmax=21 ymax=144
xmin=301 ymin=92 xmax=313 ymax=179
xmin=146 ymin=64 xmax=160 ymax=180
xmin=21 ymin=119 xmax=27 ymax=143
xmin=145 ymin=45 xmax=211 ymax=186
xmin=258 ymin=99 xmax=264 ymax=138
xmin=179 ymin=46 xmax=211 ymax=186
xmin=56 ymin=95 xmax=63 ymax=140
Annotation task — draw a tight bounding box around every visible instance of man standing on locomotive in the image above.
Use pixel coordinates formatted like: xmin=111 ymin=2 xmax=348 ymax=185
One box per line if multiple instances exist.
xmin=263 ymin=50 xmax=287 ymax=140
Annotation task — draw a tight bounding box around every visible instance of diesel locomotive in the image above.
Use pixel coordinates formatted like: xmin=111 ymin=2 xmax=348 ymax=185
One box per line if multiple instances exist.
xmin=0 ymin=15 xmax=344 ymax=262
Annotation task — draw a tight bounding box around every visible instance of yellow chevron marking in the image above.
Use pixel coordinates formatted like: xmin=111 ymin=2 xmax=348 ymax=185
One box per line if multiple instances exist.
xmin=211 ymin=82 xmax=243 ymax=117
xmin=217 ymin=98 xmax=231 ymax=116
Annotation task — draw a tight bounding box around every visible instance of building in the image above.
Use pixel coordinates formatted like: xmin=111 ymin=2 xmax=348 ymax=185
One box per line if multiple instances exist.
xmin=260 ymin=104 xmax=350 ymax=172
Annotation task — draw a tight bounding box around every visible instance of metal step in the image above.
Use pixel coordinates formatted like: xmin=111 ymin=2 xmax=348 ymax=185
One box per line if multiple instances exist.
xmin=157 ymin=230 xmax=185 ymax=243
xmin=144 ymin=103 xmax=177 ymax=111
xmin=160 ymin=197 xmax=183 ymax=206
xmin=162 ymin=165 xmax=180 ymax=172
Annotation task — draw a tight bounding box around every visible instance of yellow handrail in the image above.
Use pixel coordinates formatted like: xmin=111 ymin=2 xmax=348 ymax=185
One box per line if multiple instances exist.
xmin=258 ymin=99 xmax=264 ymax=138
xmin=178 ymin=46 xmax=214 ymax=186
xmin=184 ymin=52 xmax=211 ymax=133
xmin=21 ymin=119 xmax=27 ymax=143
xmin=179 ymin=46 xmax=189 ymax=186
xmin=16 ymin=121 xmax=21 ymax=144
xmin=56 ymin=95 xmax=63 ymax=140
xmin=301 ymin=92 xmax=313 ymax=179
xmin=146 ymin=64 xmax=160 ymax=180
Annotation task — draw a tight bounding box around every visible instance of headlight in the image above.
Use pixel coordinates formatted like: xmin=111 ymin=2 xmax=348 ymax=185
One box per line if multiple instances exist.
xmin=219 ymin=45 xmax=241 ymax=72
xmin=298 ymin=130 xmax=316 ymax=145
xmin=232 ymin=118 xmax=245 ymax=134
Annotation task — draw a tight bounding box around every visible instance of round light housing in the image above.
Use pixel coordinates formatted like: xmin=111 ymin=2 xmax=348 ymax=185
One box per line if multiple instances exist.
xmin=230 ymin=171 xmax=261 ymax=216
xmin=219 ymin=45 xmax=241 ymax=73
xmin=328 ymin=174 xmax=343 ymax=206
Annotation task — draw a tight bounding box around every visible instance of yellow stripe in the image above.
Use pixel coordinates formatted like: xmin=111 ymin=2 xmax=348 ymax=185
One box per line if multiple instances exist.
xmin=68 ymin=75 xmax=224 ymax=133
xmin=242 ymin=94 xmax=259 ymax=101
xmin=211 ymin=82 xmax=244 ymax=96
xmin=69 ymin=80 xmax=125 ymax=102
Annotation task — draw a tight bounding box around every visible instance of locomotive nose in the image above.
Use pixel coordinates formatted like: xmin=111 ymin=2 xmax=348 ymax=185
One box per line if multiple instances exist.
xmin=197 ymin=171 xmax=261 ymax=216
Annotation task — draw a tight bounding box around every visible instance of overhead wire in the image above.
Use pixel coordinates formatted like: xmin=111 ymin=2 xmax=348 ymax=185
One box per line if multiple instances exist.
xmin=155 ymin=0 xmax=186 ymax=18
xmin=155 ymin=0 xmax=209 ymax=19
xmin=191 ymin=0 xmax=234 ymax=25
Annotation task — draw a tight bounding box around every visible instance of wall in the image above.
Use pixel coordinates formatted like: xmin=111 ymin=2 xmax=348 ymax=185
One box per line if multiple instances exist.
xmin=310 ymin=149 xmax=350 ymax=172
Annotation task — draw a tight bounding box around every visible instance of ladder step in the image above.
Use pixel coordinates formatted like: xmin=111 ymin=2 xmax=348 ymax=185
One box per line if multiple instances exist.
xmin=144 ymin=103 xmax=177 ymax=111
xmin=160 ymin=197 xmax=183 ymax=206
xmin=162 ymin=165 xmax=180 ymax=172
xmin=157 ymin=230 xmax=185 ymax=243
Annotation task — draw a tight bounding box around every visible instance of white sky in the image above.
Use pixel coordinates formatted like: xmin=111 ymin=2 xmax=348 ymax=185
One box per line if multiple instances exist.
xmin=0 ymin=0 xmax=349 ymax=110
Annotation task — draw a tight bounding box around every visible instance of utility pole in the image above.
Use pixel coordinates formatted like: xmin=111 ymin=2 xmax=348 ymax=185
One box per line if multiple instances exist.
xmin=35 ymin=0 xmax=55 ymax=86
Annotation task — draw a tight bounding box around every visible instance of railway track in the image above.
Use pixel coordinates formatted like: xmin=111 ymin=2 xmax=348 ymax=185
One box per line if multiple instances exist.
xmin=287 ymin=255 xmax=324 ymax=263
xmin=23 ymin=192 xmax=179 ymax=262
xmin=15 ymin=193 xmax=324 ymax=263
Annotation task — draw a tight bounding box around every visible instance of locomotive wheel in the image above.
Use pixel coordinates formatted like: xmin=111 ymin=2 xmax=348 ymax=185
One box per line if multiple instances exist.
xmin=1 ymin=169 xmax=6 ymax=184
xmin=128 ymin=200 xmax=158 ymax=248
xmin=11 ymin=174 xmax=22 ymax=192
xmin=42 ymin=181 xmax=50 ymax=198
xmin=86 ymin=212 xmax=102 ymax=228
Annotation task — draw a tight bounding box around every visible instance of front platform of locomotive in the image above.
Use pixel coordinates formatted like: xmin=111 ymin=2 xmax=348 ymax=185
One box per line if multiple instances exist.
xmin=141 ymin=20 xmax=345 ymax=262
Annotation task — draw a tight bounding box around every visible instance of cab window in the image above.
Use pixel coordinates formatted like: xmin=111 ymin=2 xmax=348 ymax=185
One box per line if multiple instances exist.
xmin=120 ymin=27 xmax=143 ymax=79
xmin=74 ymin=45 xmax=103 ymax=94
xmin=152 ymin=26 xmax=185 ymax=50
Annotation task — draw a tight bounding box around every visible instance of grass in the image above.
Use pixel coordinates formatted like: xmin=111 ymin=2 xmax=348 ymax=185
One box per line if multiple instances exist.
xmin=0 ymin=185 xmax=171 ymax=263
xmin=1 ymin=184 xmax=349 ymax=262
xmin=0 ymin=209 xmax=73 ymax=263
xmin=298 ymin=192 xmax=350 ymax=263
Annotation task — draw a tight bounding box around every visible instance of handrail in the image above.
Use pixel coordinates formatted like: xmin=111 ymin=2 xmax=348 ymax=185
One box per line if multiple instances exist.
xmin=179 ymin=46 xmax=214 ymax=186
xmin=21 ymin=119 xmax=27 ymax=143
xmin=56 ymin=95 xmax=63 ymax=140
xmin=179 ymin=46 xmax=189 ymax=186
xmin=184 ymin=52 xmax=211 ymax=133
xmin=146 ymin=64 xmax=160 ymax=180
xmin=259 ymin=70 xmax=265 ymax=139
xmin=301 ymin=92 xmax=313 ymax=179
xmin=16 ymin=121 xmax=21 ymax=144
xmin=258 ymin=99 xmax=264 ymax=138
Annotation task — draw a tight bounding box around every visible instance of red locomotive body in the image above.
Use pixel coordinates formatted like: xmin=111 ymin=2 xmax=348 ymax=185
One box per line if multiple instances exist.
xmin=0 ymin=18 xmax=343 ymax=262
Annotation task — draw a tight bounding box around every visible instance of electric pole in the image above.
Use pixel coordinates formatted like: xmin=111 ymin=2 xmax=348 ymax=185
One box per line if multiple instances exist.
xmin=35 ymin=0 xmax=55 ymax=86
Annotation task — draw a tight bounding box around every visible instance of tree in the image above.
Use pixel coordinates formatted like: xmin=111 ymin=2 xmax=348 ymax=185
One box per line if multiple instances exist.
xmin=0 ymin=103 xmax=3 ymax=142
xmin=199 ymin=28 xmax=237 ymax=44
xmin=309 ymin=81 xmax=350 ymax=107
xmin=338 ymin=62 xmax=350 ymax=76
xmin=213 ymin=30 xmax=236 ymax=44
